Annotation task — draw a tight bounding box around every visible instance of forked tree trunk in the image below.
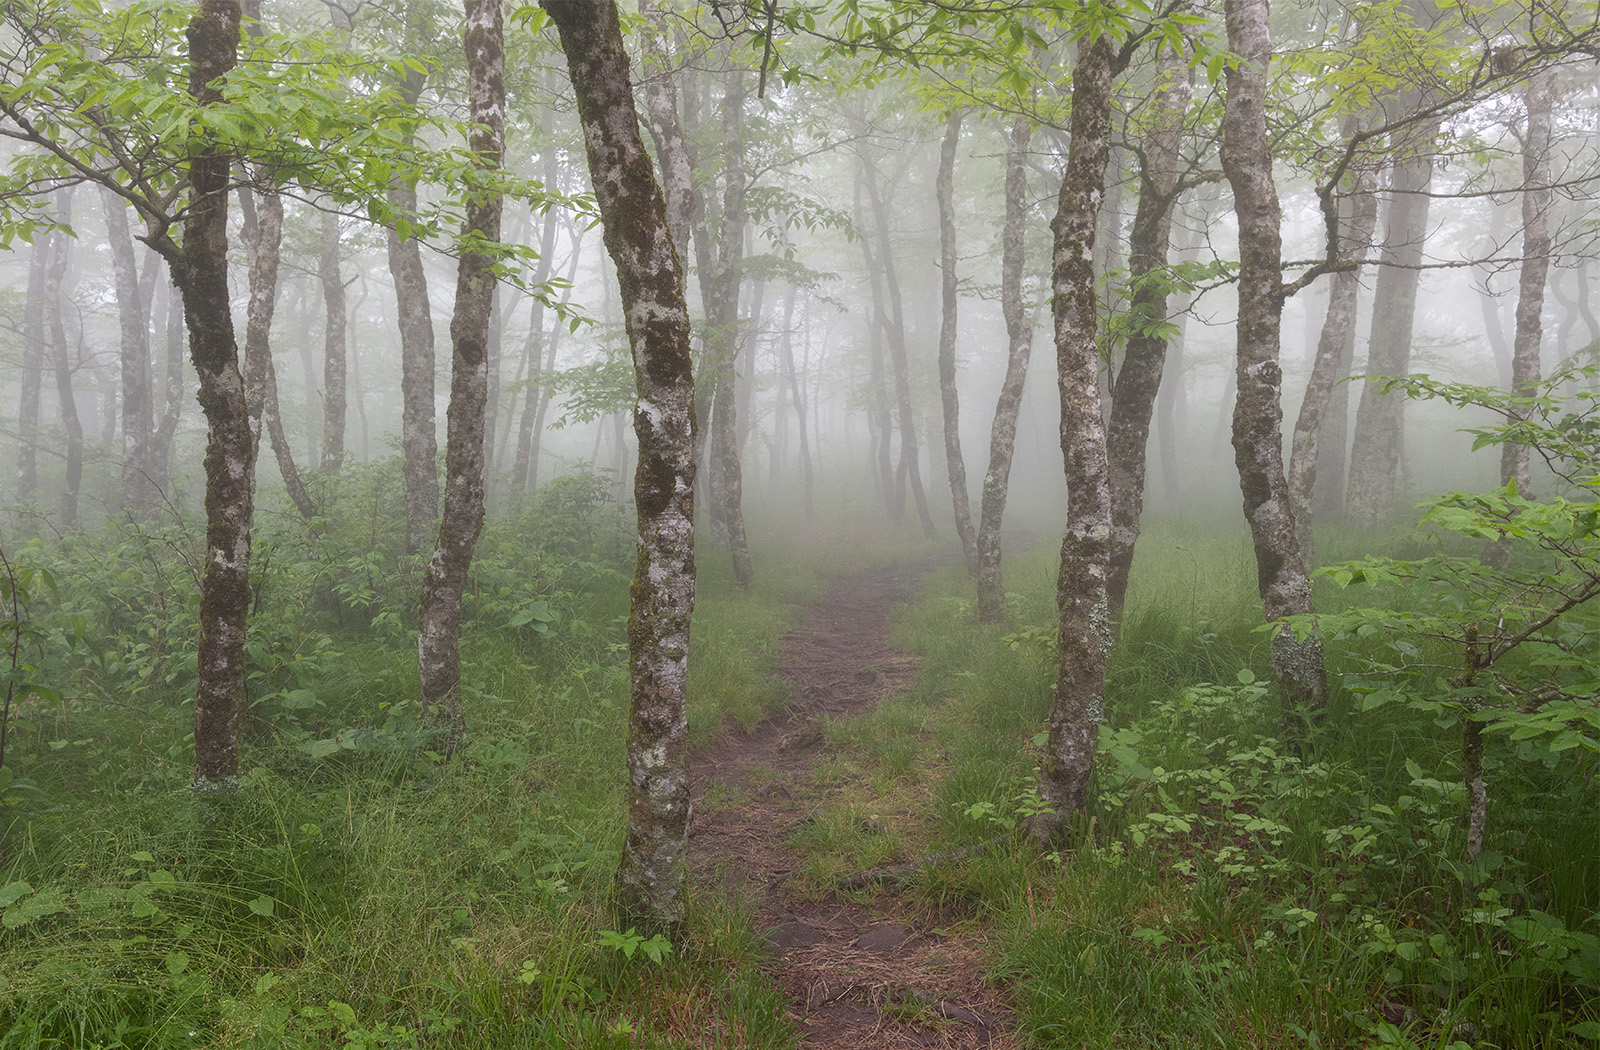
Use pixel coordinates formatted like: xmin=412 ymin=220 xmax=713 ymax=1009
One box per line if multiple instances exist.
xmin=18 ymin=234 xmax=47 ymax=502
xmin=857 ymin=170 xmax=898 ymax=519
xmin=168 ymin=0 xmax=254 ymax=791
xmin=976 ymin=118 xmax=1035 ymax=624
xmin=1105 ymin=38 xmax=1191 ymax=621
xmin=46 ymin=201 xmax=83 ymax=528
xmin=319 ymin=211 xmax=347 ymax=472
xmin=777 ymin=286 xmax=814 ymax=518
xmin=1345 ymin=111 xmax=1440 ymax=526
xmin=543 ymin=0 xmax=699 ymax=939
xmin=865 ymin=165 xmax=937 ymax=538
xmin=151 ymin=277 xmax=184 ymax=493
xmin=1289 ymin=114 xmax=1379 ymax=565
xmin=1502 ymin=67 xmax=1554 ymax=495
xmin=935 ymin=109 xmax=977 ymax=572
xmin=1032 ymin=36 xmax=1119 ymax=842
xmin=103 ymin=188 xmax=158 ymax=516
xmin=417 ymin=0 xmax=504 ymax=755
xmin=1221 ymin=0 xmax=1328 ymax=717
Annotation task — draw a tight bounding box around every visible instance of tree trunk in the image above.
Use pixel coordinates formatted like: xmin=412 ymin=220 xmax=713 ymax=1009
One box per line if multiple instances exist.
xmin=864 ymin=160 xmax=937 ymax=538
xmin=1033 ymin=37 xmax=1119 ymax=843
xmin=46 ymin=199 xmax=83 ymax=528
xmin=1288 ymin=114 xmax=1379 ymax=566
xmin=853 ymin=163 xmax=899 ymax=518
xmin=239 ymin=183 xmax=303 ymax=511
xmin=1502 ymin=67 xmax=1554 ymax=495
xmin=1345 ymin=112 xmax=1440 ymax=526
xmin=169 ymin=0 xmax=254 ymax=791
xmin=936 ymin=110 xmax=978 ymax=572
xmin=1105 ymin=39 xmax=1191 ymax=621
xmin=522 ymin=232 xmax=583 ymax=492
xmin=543 ymin=0 xmax=699 ymax=939
xmin=151 ymin=276 xmax=185 ymax=495
xmin=18 ymin=233 xmax=47 ymax=503
xmin=777 ymin=286 xmax=814 ymax=518
xmin=976 ymin=118 xmax=1035 ymax=624
xmin=417 ymin=0 xmax=504 ymax=756
xmin=1221 ymin=0 xmax=1328 ymax=717
xmin=706 ymin=72 xmax=754 ymax=587
xmin=318 ymin=211 xmax=346 ymax=472
xmin=386 ymin=68 xmax=439 ymax=552
xmin=103 ymin=188 xmax=158 ymax=516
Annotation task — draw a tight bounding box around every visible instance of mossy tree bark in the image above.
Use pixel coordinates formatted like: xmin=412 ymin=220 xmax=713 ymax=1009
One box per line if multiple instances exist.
xmin=975 ymin=118 xmax=1035 ymax=624
xmin=935 ymin=109 xmax=978 ymax=573
xmin=543 ymin=0 xmax=699 ymax=938
xmin=1105 ymin=36 xmax=1192 ymax=621
xmin=1221 ymin=0 xmax=1328 ymax=717
xmin=1033 ymin=36 xmax=1119 ymax=842
xmin=318 ymin=210 xmax=347 ymax=472
xmin=416 ymin=0 xmax=504 ymax=756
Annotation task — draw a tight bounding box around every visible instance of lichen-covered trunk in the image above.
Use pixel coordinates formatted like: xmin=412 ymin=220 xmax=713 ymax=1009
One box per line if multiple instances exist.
xmin=103 ymin=188 xmax=158 ymax=516
xmin=976 ymin=118 xmax=1034 ymax=624
xmin=935 ymin=110 xmax=977 ymax=572
xmin=866 ymin=167 xmax=937 ymax=539
xmin=1503 ymin=67 xmax=1554 ymax=495
xmin=1105 ymin=41 xmax=1191 ymax=621
xmin=318 ymin=211 xmax=347 ymax=472
xmin=18 ymin=232 xmax=47 ymax=502
xmin=46 ymin=203 xmax=83 ymax=528
xmin=177 ymin=0 xmax=254 ymax=791
xmin=1345 ymin=114 xmax=1439 ymax=526
xmin=1221 ymin=0 xmax=1328 ymax=717
xmin=417 ymin=0 xmax=503 ymax=756
xmin=543 ymin=0 xmax=698 ymax=939
xmin=706 ymin=72 xmax=753 ymax=587
xmin=1033 ymin=37 xmax=1117 ymax=843
xmin=1289 ymin=117 xmax=1379 ymax=565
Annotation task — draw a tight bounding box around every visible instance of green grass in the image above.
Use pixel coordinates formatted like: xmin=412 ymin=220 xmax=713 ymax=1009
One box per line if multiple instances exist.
xmin=775 ymin=514 xmax=1598 ymax=1050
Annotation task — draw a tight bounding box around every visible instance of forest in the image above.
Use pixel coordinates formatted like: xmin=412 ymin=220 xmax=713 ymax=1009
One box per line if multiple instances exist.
xmin=0 ymin=0 xmax=1597 ymax=1046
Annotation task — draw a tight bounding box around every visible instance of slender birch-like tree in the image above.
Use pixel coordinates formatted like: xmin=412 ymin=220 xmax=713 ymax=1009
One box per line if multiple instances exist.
xmin=543 ymin=0 xmax=699 ymax=937
xmin=935 ymin=109 xmax=978 ymax=573
xmin=416 ymin=0 xmax=505 ymax=755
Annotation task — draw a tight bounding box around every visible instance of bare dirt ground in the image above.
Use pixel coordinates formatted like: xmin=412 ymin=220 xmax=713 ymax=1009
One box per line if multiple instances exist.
xmin=689 ymin=559 xmax=1019 ymax=1050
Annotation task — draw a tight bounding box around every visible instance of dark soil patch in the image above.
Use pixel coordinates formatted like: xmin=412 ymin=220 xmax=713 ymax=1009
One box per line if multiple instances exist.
xmin=690 ymin=559 xmax=1016 ymax=1050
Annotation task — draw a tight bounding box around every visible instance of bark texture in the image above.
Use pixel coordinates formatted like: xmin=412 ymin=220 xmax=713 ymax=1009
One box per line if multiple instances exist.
xmin=1502 ymin=67 xmax=1554 ymax=495
xmin=935 ymin=110 xmax=977 ymax=573
xmin=103 ymin=188 xmax=158 ymax=516
xmin=975 ymin=118 xmax=1034 ymax=624
xmin=1221 ymin=0 xmax=1328 ymax=715
xmin=544 ymin=0 xmax=698 ymax=938
xmin=152 ymin=277 xmax=184 ymax=492
xmin=1105 ymin=40 xmax=1191 ymax=620
xmin=177 ymin=0 xmax=254 ymax=791
xmin=417 ymin=0 xmax=504 ymax=755
xmin=1345 ymin=114 xmax=1439 ymax=525
xmin=1289 ymin=116 xmax=1379 ymax=565
xmin=1033 ymin=37 xmax=1118 ymax=842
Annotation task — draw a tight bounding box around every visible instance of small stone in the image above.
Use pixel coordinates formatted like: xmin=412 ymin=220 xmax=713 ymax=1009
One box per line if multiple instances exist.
xmin=854 ymin=923 xmax=911 ymax=952
xmin=760 ymin=920 xmax=826 ymax=949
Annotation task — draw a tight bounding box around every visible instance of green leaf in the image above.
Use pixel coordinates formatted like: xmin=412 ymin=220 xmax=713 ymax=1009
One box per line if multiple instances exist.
xmin=3 ymin=888 xmax=64 ymax=928
xmin=247 ymin=895 xmax=276 ymax=917
xmin=164 ymin=950 xmax=189 ymax=975
xmin=255 ymin=972 xmax=281 ymax=995
xmin=148 ymin=869 xmax=177 ymax=892
xmin=0 ymin=882 xmax=34 ymax=908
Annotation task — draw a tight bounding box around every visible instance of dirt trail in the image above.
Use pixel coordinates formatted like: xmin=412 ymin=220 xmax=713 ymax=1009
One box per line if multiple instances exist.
xmin=689 ymin=559 xmax=1017 ymax=1050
